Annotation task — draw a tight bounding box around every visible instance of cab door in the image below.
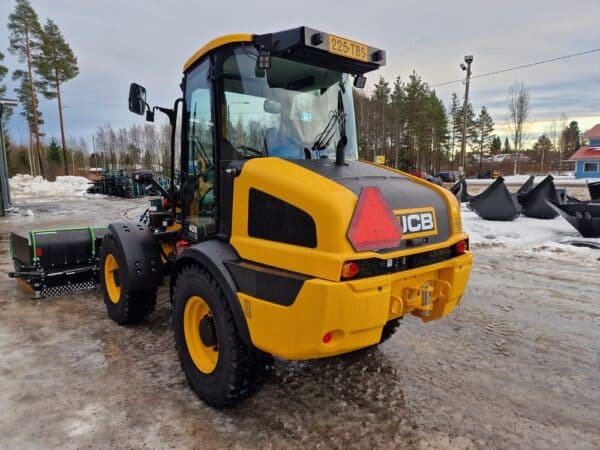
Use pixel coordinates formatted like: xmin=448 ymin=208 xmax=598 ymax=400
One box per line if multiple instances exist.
xmin=181 ymin=58 xmax=216 ymax=241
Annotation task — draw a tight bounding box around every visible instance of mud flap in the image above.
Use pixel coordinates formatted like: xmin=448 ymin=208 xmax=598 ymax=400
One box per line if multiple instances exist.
xmin=468 ymin=177 xmax=520 ymax=221
xmin=519 ymin=175 xmax=559 ymax=219
xmin=450 ymin=179 xmax=473 ymax=203
xmin=548 ymin=201 xmax=600 ymax=238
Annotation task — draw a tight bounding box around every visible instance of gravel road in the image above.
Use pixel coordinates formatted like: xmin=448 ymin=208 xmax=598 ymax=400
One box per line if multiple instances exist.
xmin=0 ymin=197 xmax=598 ymax=449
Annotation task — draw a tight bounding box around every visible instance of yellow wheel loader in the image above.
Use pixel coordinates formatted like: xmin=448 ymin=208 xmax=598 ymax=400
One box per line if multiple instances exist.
xmin=13 ymin=27 xmax=473 ymax=408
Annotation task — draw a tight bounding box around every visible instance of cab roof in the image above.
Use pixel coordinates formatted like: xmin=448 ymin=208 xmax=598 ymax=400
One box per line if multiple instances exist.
xmin=183 ymin=27 xmax=386 ymax=75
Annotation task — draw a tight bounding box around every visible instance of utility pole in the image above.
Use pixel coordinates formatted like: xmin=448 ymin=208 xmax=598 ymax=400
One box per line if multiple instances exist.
xmin=459 ymin=55 xmax=473 ymax=176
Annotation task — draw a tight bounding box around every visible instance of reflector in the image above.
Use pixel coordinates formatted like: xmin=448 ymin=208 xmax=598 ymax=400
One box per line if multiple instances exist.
xmin=341 ymin=261 xmax=360 ymax=279
xmin=347 ymin=186 xmax=402 ymax=252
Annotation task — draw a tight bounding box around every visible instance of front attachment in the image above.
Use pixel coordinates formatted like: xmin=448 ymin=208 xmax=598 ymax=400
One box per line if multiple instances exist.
xmin=519 ymin=175 xmax=559 ymax=219
xmin=588 ymin=181 xmax=600 ymax=201
xmin=548 ymin=201 xmax=600 ymax=238
xmin=467 ymin=177 xmax=520 ymax=221
xmin=8 ymin=227 xmax=107 ymax=297
xmin=449 ymin=179 xmax=473 ymax=203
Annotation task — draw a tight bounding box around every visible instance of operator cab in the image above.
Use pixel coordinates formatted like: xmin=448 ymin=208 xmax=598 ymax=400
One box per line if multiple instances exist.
xmin=128 ymin=27 xmax=386 ymax=242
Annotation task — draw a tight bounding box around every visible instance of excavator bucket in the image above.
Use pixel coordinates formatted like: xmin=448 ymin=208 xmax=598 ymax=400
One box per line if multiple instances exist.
xmin=449 ymin=179 xmax=473 ymax=203
xmin=467 ymin=177 xmax=520 ymax=221
xmin=588 ymin=181 xmax=600 ymax=201
xmin=548 ymin=201 xmax=600 ymax=238
xmin=515 ymin=175 xmax=535 ymax=198
xmin=519 ymin=175 xmax=559 ymax=219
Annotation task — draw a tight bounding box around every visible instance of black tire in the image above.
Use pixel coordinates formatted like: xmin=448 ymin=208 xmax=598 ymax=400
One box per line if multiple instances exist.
xmin=99 ymin=233 xmax=157 ymax=325
xmin=172 ymin=265 xmax=271 ymax=408
xmin=380 ymin=318 xmax=402 ymax=344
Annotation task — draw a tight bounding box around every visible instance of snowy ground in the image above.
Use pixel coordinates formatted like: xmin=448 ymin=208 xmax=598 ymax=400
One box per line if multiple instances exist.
xmin=8 ymin=174 xmax=101 ymax=203
xmin=0 ymin=182 xmax=598 ymax=449
xmin=462 ymin=205 xmax=600 ymax=258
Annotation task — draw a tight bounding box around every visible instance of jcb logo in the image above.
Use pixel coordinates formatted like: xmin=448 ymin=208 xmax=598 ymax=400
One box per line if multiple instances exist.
xmin=395 ymin=207 xmax=438 ymax=239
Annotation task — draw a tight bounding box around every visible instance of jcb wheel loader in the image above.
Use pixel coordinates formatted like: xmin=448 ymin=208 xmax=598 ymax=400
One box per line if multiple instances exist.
xmin=12 ymin=27 xmax=473 ymax=408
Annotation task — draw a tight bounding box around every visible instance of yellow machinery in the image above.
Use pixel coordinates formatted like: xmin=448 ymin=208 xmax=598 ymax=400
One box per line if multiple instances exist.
xmin=98 ymin=27 xmax=473 ymax=407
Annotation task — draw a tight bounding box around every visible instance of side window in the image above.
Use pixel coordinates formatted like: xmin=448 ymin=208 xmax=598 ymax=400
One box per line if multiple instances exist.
xmin=184 ymin=59 xmax=215 ymax=240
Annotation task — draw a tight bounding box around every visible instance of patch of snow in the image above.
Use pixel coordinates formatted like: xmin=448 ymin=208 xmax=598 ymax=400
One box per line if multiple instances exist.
xmin=461 ymin=205 xmax=600 ymax=258
xmin=8 ymin=174 xmax=102 ymax=202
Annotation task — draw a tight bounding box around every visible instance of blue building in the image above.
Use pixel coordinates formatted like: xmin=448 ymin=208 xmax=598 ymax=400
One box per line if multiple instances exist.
xmin=570 ymin=124 xmax=600 ymax=179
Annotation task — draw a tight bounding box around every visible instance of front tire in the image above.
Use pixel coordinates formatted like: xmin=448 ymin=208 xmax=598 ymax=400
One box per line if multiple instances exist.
xmin=172 ymin=265 xmax=270 ymax=407
xmin=99 ymin=234 xmax=157 ymax=324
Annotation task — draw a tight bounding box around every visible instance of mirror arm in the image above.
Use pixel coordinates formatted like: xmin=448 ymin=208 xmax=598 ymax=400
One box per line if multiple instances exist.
xmin=153 ymin=101 xmax=183 ymax=216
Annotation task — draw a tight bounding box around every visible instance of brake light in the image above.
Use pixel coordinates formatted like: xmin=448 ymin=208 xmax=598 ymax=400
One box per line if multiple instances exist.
xmin=163 ymin=198 xmax=171 ymax=209
xmin=347 ymin=186 xmax=402 ymax=252
xmin=455 ymin=240 xmax=467 ymax=254
xmin=341 ymin=261 xmax=360 ymax=279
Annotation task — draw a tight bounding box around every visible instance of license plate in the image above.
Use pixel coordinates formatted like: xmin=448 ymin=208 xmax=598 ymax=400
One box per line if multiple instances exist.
xmin=328 ymin=34 xmax=369 ymax=62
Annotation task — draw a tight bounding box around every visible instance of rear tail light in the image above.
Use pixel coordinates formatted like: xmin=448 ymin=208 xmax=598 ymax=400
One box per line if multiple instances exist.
xmin=347 ymin=186 xmax=402 ymax=252
xmin=454 ymin=240 xmax=468 ymax=254
xmin=341 ymin=261 xmax=360 ymax=279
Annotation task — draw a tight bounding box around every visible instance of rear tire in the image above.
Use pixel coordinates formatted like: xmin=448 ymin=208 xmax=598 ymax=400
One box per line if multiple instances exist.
xmin=379 ymin=318 xmax=402 ymax=344
xmin=99 ymin=234 xmax=157 ymax=324
xmin=172 ymin=265 xmax=270 ymax=407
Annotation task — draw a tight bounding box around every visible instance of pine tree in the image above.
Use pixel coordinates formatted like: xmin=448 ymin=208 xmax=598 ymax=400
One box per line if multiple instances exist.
xmin=490 ymin=136 xmax=502 ymax=155
xmin=0 ymin=51 xmax=12 ymax=151
xmin=8 ymin=0 xmax=45 ymax=176
xmin=13 ymin=70 xmax=44 ymax=174
xmin=34 ymin=18 xmax=79 ymax=175
xmin=474 ymin=106 xmax=494 ymax=175
xmin=46 ymin=137 xmax=62 ymax=164
xmin=372 ymin=76 xmax=391 ymax=160
xmin=532 ymin=134 xmax=553 ymax=172
xmin=455 ymin=101 xmax=477 ymax=170
xmin=503 ymin=137 xmax=511 ymax=153
xmin=449 ymin=93 xmax=461 ymax=168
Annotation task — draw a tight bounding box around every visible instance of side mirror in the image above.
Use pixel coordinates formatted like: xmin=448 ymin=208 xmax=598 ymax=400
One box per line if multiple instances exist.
xmin=129 ymin=83 xmax=147 ymax=115
xmin=263 ymin=99 xmax=281 ymax=114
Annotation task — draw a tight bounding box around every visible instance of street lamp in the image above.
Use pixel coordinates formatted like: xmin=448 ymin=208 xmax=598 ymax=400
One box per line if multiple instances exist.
xmin=459 ymin=55 xmax=473 ymax=177
xmin=0 ymin=98 xmax=18 ymax=216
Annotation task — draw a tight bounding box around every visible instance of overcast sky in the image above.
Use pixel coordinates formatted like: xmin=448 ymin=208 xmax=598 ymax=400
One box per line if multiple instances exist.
xmin=1 ymin=0 xmax=599 ymax=147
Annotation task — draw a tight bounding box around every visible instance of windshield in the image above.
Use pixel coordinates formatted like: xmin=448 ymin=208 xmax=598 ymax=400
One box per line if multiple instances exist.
xmin=217 ymin=45 xmax=358 ymax=161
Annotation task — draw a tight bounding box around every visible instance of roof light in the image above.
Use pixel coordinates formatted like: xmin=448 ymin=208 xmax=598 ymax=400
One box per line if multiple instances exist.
xmin=347 ymin=186 xmax=402 ymax=252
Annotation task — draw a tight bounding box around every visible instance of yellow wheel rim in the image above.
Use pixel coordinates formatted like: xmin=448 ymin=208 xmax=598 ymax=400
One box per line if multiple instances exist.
xmin=104 ymin=254 xmax=121 ymax=304
xmin=184 ymin=295 xmax=219 ymax=374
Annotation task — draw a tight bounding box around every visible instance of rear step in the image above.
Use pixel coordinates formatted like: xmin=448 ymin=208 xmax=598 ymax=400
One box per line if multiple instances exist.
xmin=8 ymin=227 xmax=108 ymax=298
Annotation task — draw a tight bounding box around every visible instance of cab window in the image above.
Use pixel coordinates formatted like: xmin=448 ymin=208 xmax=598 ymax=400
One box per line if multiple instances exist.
xmin=183 ymin=59 xmax=216 ymax=240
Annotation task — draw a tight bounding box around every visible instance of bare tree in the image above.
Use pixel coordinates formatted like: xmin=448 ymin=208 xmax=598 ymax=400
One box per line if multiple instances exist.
xmin=507 ymin=82 xmax=530 ymax=175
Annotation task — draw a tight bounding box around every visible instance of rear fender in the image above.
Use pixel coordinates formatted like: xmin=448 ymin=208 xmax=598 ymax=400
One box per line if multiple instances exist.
xmin=170 ymin=239 xmax=251 ymax=346
xmin=107 ymin=222 xmax=163 ymax=292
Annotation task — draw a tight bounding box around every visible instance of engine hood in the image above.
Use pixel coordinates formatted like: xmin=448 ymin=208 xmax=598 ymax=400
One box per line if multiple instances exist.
xmin=291 ymin=159 xmax=452 ymax=249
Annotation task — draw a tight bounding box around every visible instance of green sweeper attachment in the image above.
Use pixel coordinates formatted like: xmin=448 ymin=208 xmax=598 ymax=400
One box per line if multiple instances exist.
xmin=8 ymin=227 xmax=108 ymax=297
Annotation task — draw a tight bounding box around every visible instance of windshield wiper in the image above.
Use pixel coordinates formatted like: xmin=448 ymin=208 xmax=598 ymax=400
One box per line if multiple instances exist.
xmin=312 ymin=110 xmax=346 ymax=151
